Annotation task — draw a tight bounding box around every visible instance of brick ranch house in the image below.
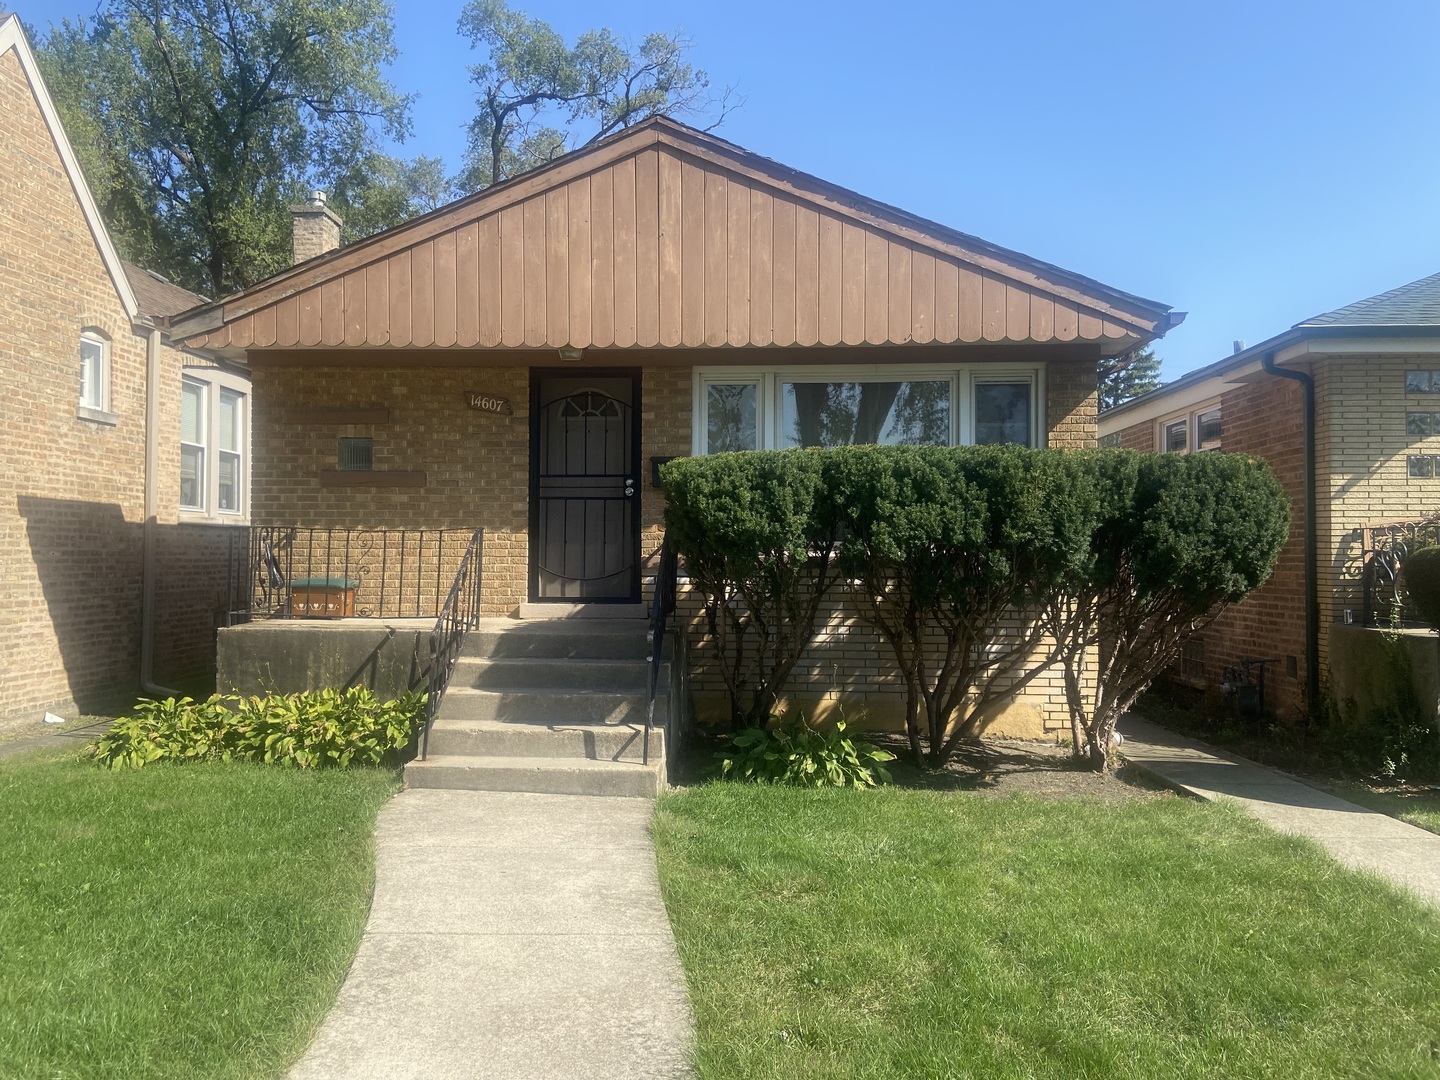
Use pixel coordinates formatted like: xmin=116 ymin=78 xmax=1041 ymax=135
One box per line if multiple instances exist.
xmin=170 ymin=116 xmax=1182 ymax=740
xmin=0 ymin=15 xmax=248 ymax=726
xmin=1099 ymin=271 xmax=1440 ymax=725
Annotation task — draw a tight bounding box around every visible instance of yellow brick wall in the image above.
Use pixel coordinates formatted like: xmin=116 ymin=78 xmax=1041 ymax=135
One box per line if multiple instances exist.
xmin=254 ymin=356 xmax=1096 ymax=736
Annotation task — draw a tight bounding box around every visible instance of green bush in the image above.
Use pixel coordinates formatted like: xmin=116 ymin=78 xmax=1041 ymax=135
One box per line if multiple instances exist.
xmin=1403 ymin=545 xmax=1440 ymax=631
xmin=716 ymin=717 xmax=895 ymax=788
xmin=662 ymin=450 xmax=843 ymax=730
xmin=825 ymin=444 xmax=1100 ymax=767
xmin=92 ymin=688 xmax=427 ymax=769
xmin=1046 ymin=449 xmax=1290 ymax=769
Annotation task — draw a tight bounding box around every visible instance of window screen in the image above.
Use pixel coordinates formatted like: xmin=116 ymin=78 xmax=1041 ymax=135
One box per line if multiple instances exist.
xmin=973 ymin=383 xmax=1032 ymax=446
xmin=338 ymin=437 xmax=373 ymax=472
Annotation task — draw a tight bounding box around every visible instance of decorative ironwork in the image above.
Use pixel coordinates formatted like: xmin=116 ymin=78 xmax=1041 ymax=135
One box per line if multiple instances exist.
xmin=420 ymin=528 xmax=484 ymax=760
xmin=227 ymin=527 xmax=477 ymax=622
xmin=1357 ymin=514 xmax=1440 ymax=626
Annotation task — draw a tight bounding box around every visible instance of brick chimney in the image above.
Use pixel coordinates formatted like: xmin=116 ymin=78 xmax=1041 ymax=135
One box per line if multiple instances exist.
xmin=291 ymin=190 xmax=342 ymax=264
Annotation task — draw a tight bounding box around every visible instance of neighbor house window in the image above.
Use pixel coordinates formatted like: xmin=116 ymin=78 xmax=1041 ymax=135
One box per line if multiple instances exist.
xmin=1406 ymin=371 xmax=1440 ymax=394
xmin=1163 ymin=418 xmax=1188 ymax=453
xmin=1160 ymin=401 xmax=1221 ymax=454
xmin=694 ymin=366 xmax=1041 ymax=454
xmin=1195 ymin=407 xmax=1222 ymax=452
xmin=180 ymin=378 xmax=206 ymax=509
xmin=78 ymin=330 xmax=110 ymax=415
xmin=180 ymin=370 xmax=249 ymax=520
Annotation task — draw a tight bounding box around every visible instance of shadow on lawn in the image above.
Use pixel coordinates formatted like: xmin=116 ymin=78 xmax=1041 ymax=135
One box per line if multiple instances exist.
xmin=673 ymin=727 xmax=1166 ymax=802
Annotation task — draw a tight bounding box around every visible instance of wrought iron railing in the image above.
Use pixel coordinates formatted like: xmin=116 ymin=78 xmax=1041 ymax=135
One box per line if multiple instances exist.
xmin=420 ymin=528 xmax=484 ymax=760
xmin=228 ymin=526 xmax=476 ymax=622
xmin=1358 ymin=514 xmax=1440 ymax=626
xmin=644 ymin=534 xmax=679 ymax=767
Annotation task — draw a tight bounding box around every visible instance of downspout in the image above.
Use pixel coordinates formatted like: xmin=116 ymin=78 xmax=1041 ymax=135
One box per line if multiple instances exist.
xmin=141 ymin=325 xmax=180 ymax=698
xmin=1260 ymin=351 xmax=1319 ymax=719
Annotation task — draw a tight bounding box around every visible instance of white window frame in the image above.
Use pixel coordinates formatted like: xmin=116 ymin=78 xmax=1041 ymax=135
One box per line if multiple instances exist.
xmin=1156 ymin=398 xmax=1222 ymax=455
xmin=692 ymin=363 xmax=1045 ymax=454
xmin=77 ymin=329 xmax=113 ymax=422
xmin=179 ymin=368 xmax=250 ymax=523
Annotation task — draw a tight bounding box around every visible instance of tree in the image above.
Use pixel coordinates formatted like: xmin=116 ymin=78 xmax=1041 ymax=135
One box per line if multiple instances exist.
xmin=35 ymin=0 xmax=414 ymax=296
xmin=456 ymin=0 xmax=735 ymax=193
xmin=1042 ymin=451 xmax=1289 ymax=770
xmin=1098 ymin=346 xmax=1162 ymax=412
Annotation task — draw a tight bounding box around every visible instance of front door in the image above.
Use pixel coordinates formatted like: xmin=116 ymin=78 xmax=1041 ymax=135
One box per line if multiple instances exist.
xmin=529 ymin=370 xmax=641 ymax=602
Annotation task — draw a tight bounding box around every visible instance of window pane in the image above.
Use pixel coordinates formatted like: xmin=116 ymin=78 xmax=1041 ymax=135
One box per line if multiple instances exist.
xmin=218 ymin=451 xmax=239 ymax=512
xmin=181 ymin=381 xmax=204 ymax=443
xmin=973 ymin=383 xmax=1031 ymax=446
xmin=180 ymin=444 xmax=204 ymax=508
xmin=338 ymin=437 xmax=373 ymax=471
xmin=1164 ymin=419 xmax=1188 ymax=453
xmin=79 ymin=337 xmax=104 ymax=408
xmin=219 ymin=389 xmax=241 ymax=452
xmin=1408 ymin=371 xmax=1433 ymax=394
xmin=1409 ymin=455 xmax=1434 ymax=478
xmin=706 ymin=383 xmax=757 ymax=452
xmin=781 ymin=381 xmax=950 ymax=448
xmin=1195 ymin=408 xmax=1222 ymax=451
xmin=1408 ymin=412 xmax=1434 ymax=437
xmin=1098 ymin=432 xmax=1122 ymax=449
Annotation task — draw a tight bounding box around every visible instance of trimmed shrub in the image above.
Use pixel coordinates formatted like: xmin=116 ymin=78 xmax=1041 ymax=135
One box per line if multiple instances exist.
xmin=826 ymin=444 xmax=1100 ymax=767
xmin=662 ymin=450 xmax=843 ymax=730
xmin=92 ymin=688 xmax=427 ymax=769
xmin=716 ymin=717 xmax=895 ymax=787
xmin=1403 ymin=546 xmax=1440 ymax=631
xmin=1044 ymin=450 xmax=1289 ymax=769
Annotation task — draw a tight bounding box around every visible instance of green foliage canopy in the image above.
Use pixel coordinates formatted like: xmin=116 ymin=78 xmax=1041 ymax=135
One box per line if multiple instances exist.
xmin=1044 ymin=450 xmax=1290 ymax=768
xmin=456 ymin=0 xmax=733 ymax=192
xmin=661 ymin=450 xmax=840 ymax=731
xmin=1098 ymin=345 xmax=1163 ymax=412
xmin=35 ymin=0 xmax=414 ymax=295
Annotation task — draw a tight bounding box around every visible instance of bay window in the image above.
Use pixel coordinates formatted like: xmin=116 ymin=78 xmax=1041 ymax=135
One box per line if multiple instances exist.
xmin=693 ymin=366 xmax=1042 ymax=454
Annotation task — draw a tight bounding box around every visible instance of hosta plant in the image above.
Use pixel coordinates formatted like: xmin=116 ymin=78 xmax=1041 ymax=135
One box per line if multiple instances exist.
xmin=717 ymin=717 xmax=894 ymax=788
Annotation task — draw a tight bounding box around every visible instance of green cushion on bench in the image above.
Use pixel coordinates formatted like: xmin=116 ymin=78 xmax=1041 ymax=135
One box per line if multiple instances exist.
xmin=290 ymin=576 xmax=360 ymax=589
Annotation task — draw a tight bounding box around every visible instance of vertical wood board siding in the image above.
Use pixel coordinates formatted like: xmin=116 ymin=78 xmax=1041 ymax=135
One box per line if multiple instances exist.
xmin=200 ymin=147 xmax=1142 ymax=352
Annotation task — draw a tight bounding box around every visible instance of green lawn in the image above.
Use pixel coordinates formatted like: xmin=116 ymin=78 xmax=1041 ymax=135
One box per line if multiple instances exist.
xmin=655 ymin=783 xmax=1440 ymax=1079
xmin=0 ymin=748 xmax=398 ymax=1080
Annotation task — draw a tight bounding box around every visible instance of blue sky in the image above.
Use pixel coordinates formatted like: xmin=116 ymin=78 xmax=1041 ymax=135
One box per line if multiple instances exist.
xmin=16 ymin=0 xmax=1440 ymax=380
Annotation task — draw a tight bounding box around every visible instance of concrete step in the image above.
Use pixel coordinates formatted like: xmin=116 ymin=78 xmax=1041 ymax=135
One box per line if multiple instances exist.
xmin=405 ymin=754 xmax=661 ymax=797
xmin=438 ymin=686 xmax=668 ymax=726
xmin=517 ymin=603 xmax=648 ymax=620
xmin=450 ymin=656 xmax=666 ymax=692
xmin=462 ymin=618 xmax=653 ymax=660
xmin=424 ymin=717 xmax=665 ymax=762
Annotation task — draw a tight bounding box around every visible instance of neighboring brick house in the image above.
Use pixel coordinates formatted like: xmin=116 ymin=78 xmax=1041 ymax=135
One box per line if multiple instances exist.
xmin=171 ymin=114 xmax=1181 ymax=737
xmin=0 ymin=16 xmax=248 ymax=726
xmin=1099 ymin=271 xmax=1440 ymax=721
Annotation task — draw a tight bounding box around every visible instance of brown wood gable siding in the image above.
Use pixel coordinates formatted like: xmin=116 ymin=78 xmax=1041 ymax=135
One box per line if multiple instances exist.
xmin=195 ymin=147 xmax=1134 ymax=352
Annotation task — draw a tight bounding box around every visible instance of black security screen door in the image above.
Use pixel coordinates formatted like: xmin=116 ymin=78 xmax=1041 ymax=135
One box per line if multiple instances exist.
xmin=529 ymin=371 xmax=641 ymax=602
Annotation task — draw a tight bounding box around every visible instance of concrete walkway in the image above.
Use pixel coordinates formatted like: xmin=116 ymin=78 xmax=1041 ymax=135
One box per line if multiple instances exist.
xmin=287 ymin=789 xmax=694 ymax=1080
xmin=1120 ymin=715 xmax=1440 ymax=907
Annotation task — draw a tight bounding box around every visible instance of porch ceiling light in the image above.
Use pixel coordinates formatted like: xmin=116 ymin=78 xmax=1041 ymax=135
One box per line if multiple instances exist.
xmin=557 ymin=346 xmax=584 ymax=361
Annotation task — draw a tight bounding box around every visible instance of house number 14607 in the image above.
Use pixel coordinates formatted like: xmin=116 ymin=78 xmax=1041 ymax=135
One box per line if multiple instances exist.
xmin=464 ymin=392 xmax=513 ymax=415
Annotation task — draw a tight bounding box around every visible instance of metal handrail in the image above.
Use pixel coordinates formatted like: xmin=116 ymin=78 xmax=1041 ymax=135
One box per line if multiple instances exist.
xmin=420 ymin=528 xmax=485 ymax=760
xmin=643 ymin=535 xmax=679 ymax=767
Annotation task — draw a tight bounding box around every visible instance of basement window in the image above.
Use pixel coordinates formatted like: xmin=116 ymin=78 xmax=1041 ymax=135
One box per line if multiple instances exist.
xmin=338 ymin=437 xmax=374 ymax=472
